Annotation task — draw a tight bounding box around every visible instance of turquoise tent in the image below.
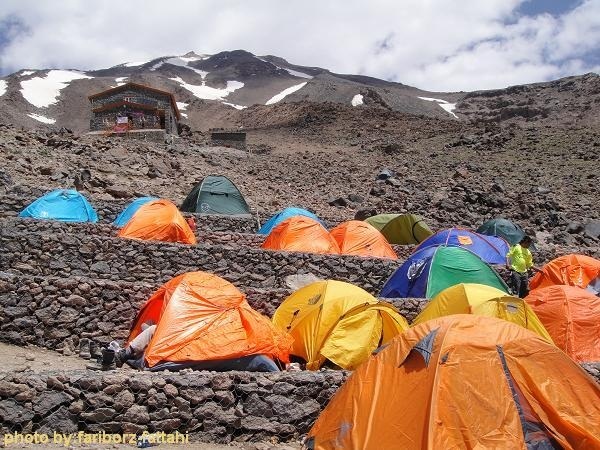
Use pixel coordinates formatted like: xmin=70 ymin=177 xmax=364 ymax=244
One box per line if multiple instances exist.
xmin=258 ymin=207 xmax=322 ymax=235
xmin=19 ymin=189 xmax=98 ymax=223
xmin=113 ymin=197 xmax=158 ymax=228
xmin=180 ymin=175 xmax=250 ymax=215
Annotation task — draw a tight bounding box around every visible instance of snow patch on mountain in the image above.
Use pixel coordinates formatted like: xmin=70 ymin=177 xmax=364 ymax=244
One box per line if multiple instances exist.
xmin=417 ymin=96 xmax=457 ymax=118
xmin=176 ymin=101 xmax=188 ymax=118
xmin=28 ymin=113 xmax=56 ymax=124
xmin=152 ymin=56 xmax=209 ymax=79
xmin=170 ymin=76 xmax=244 ymax=101
xmin=255 ymin=57 xmax=313 ymax=79
xmin=20 ymin=71 xmax=35 ymax=77
xmin=266 ymin=82 xmax=308 ymax=105
xmin=222 ymin=102 xmax=247 ymax=110
xmin=0 ymin=80 xmax=6 ymax=97
xmin=123 ymin=61 xmax=146 ymax=67
xmin=115 ymin=77 xmax=127 ymax=86
xmin=20 ymin=70 xmax=92 ymax=108
xmin=351 ymin=94 xmax=364 ymax=106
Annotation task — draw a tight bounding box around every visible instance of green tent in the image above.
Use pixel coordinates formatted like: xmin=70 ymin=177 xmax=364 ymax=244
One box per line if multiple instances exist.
xmin=364 ymin=214 xmax=433 ymax=244
xmin=180 ymin=175 xmax=251 ymax=215
xmin=380 ymin=246 xmax=510 ymax=299
xmin=477 ymin=218 xmax=526 ymax=246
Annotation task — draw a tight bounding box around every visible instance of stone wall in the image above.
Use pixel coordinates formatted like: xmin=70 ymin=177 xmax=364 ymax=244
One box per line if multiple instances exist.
xmin=0 ymin=273 xmax=425 ymax=355
xmin=0 ymin=369 xmax=349 ymax=442
xmin=0 ymin=274 xmax=294 ymax=352
xmin=1 ymin=230 xmax=398 ymax=291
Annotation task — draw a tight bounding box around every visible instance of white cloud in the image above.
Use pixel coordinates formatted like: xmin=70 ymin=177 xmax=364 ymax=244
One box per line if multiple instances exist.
xmin=0 ymin=0 xmax=598 ymax=91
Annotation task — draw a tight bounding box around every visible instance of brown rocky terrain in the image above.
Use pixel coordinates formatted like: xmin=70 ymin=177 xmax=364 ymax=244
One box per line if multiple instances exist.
xmin=0 ymin=57 xmax=599 ymax=446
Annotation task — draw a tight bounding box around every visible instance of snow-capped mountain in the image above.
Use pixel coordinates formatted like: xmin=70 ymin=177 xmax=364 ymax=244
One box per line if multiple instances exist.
xmin=0 ymin=49 xmax=598 ymax=133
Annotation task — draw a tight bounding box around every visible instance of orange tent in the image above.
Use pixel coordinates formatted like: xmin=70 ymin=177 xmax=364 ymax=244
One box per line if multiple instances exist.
xmin=525 ymin=285 xmax=600 ymax=362
xmin=118 ymin=199 xmax=196 ymax=245
xmin=307 ymin=315 xmax=600 ymax=450
xmin=261 ymin=216 xmax=340 ymax=255
xmin=530 ymin=254 xmax=600 ymax=290
xmin=127 ymin=271 xmax=292 ymax=368
xmin=329 ymin=220 xmax=397 ymax=259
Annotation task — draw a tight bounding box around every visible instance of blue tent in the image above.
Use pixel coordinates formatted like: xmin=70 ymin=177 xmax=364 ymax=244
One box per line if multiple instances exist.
xmin=414 ymin=228 xmax=509 ymax=265
xmin=19 ymin=189 xmax=98 ymax=223
xmin=258 ymin=207 xmax=322 ymax=235
xmin=113 ymin=197 xmax=158 ymax=228
xmin=380 ymin=246 xmax=509 ymax=299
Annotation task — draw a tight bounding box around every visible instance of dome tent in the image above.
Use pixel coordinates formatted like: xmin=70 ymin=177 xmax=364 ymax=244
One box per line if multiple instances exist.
xmin=118 ymin=199 xmax=196 ymax=245
xmin=19 ymin=189 xmax=98 ymax=223
xmin=414 ymin=228 xmax=509 ymax=265
xmin=525 ymin=285 xmax=600 ymax=362
xmin=330 ymin=220 xmax=397 ymax=259
xmin=380 ymin=246 xmax=509 ymax=299
xmin=273 ymin=280 xmax=408 ymax=370
xmin=113 ymin=196 xmax=157 ymax=228
xmin=477 ymin=217 xmax=527 ymax=246
xmin=307 ymin=315 xmax=600 ymax=450
xmin=128 ymin=271 xmax=292 ymax=371
xmin=364 ymin=213 xmax=432 ymax=244
xmin=413 ymin=283 xmax=552 ymax=341
xmin=258 ymin=207 xmax=322 ymax=235
xmin=261 ymin=216 xmax=340 ymax=255
xmin=530 ymin=254 xmax=600 ymax=291
xmin=180 ymin=175 xmax=250 ymax=215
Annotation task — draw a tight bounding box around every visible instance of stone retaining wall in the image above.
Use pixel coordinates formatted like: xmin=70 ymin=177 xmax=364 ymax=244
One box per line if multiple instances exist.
xmin=1 ymin=231 xmax=398 ymax=291
xmin=0 ymin=369 xmax=349 ymax=442
xmin=0 ymin=273 xmax=426 ymax=355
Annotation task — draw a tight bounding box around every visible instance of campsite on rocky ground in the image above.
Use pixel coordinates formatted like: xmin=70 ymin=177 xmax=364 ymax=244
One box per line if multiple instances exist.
xmin=1 ymin=4 xmax=600 ymax=446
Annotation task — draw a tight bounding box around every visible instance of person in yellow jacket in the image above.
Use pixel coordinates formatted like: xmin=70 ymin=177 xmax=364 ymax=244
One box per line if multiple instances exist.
xmin=506 ymin=235 xmax=540 ymax=297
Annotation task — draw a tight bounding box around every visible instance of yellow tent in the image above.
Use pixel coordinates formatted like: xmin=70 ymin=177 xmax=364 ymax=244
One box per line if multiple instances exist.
xmin=273 ymin=280 xmax=408 ymax=370
xmin=413 ymin=283 xmax=552 ymax=342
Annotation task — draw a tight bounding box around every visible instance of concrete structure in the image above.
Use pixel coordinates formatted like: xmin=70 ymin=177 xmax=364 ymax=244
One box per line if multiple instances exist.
xmin=88 ymin=83 xmax=180 ymax=136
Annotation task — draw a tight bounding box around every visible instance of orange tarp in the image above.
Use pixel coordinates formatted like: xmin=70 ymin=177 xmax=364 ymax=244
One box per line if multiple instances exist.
xmin=530 ymin=254 xmax=600 ymax=290
xmin=329 ymin=220 xmax=397 ymax=259
xmin=118 ymin=199 xmax=196 ymax=245
xmin=261 ymin=216 xmax=340 ymax=255
xmin=307 ymin=315 xmax=600 ymax=450
xmin=525 ymin=285 xmax=600 ymax=363
xmin=128 ymin=271 xmax=292 ymax=368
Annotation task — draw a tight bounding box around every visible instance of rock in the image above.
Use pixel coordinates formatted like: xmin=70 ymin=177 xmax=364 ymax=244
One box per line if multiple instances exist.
xmin=584 ymin=221 xmax=600 ymax=240
xmin=0 ymin=399 xmax=34 ymax=424
xmin=38 ymin=166 xmax=53 ymax=175
xmin=211 ymin=374 xmax=233 ymax=391
xmin=122 ymin=405 xmax=150 ymax=424
xmin=266 ymin=395 xmax=321 ymax=423
xmin=80 ymin=407 xmax=117 ymax=423
xmin=147 ymin=167 xmax=161 ymax=178
xmin=369 ymin=185 xmax=385 ymax=196
xmin=89 ymin=261 xmax=111 ymax=274
xmin=453 ymin=167 xmax=469 ymax=179
xmin=328 ymin=197 xmax=348 ymax=207
xmin=154 ymin=418 xmax=181 ymax=432
xmin=33 ymin=391 xmax=71 ymax=415
xmin=244 ymin=393 xmax=273 ymax=417
xmin=376 ymin=169 xmax=395 ymax=180
xmin=347 ymin=193 xmax=364 ymax=204
xmin=385 ymin=177 xmax=402 ymax=187
xmin=105 ymin=186 xmax=132 ymax=199
xmin=284 ymin=273 xmax=322 ymax=290
xmin=113 ymin=389 xmax=135 ymax=412
xmin=354 ymin=208 xmax=377 ymax=221
xmin=37 ymin=406 xmax=77 ymax=434
xmin=566 ymin=221 xmax=584 ymax=234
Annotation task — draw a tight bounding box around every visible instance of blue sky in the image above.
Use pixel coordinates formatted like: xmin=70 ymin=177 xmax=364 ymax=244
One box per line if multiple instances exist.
xmin=0 ymin=0 xmax=598 ymax=91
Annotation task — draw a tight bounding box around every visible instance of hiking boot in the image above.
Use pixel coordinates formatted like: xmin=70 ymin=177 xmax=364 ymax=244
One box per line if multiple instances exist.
xmin=114 ymin=349 xmax=127 ymax=368
xmin=79 ymin=338 xmax=91 ymax=359
xmin=89 ymin=341 xmax=102 ymax=359
xmin=96 ymin=348 xmax=116 ymax=370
